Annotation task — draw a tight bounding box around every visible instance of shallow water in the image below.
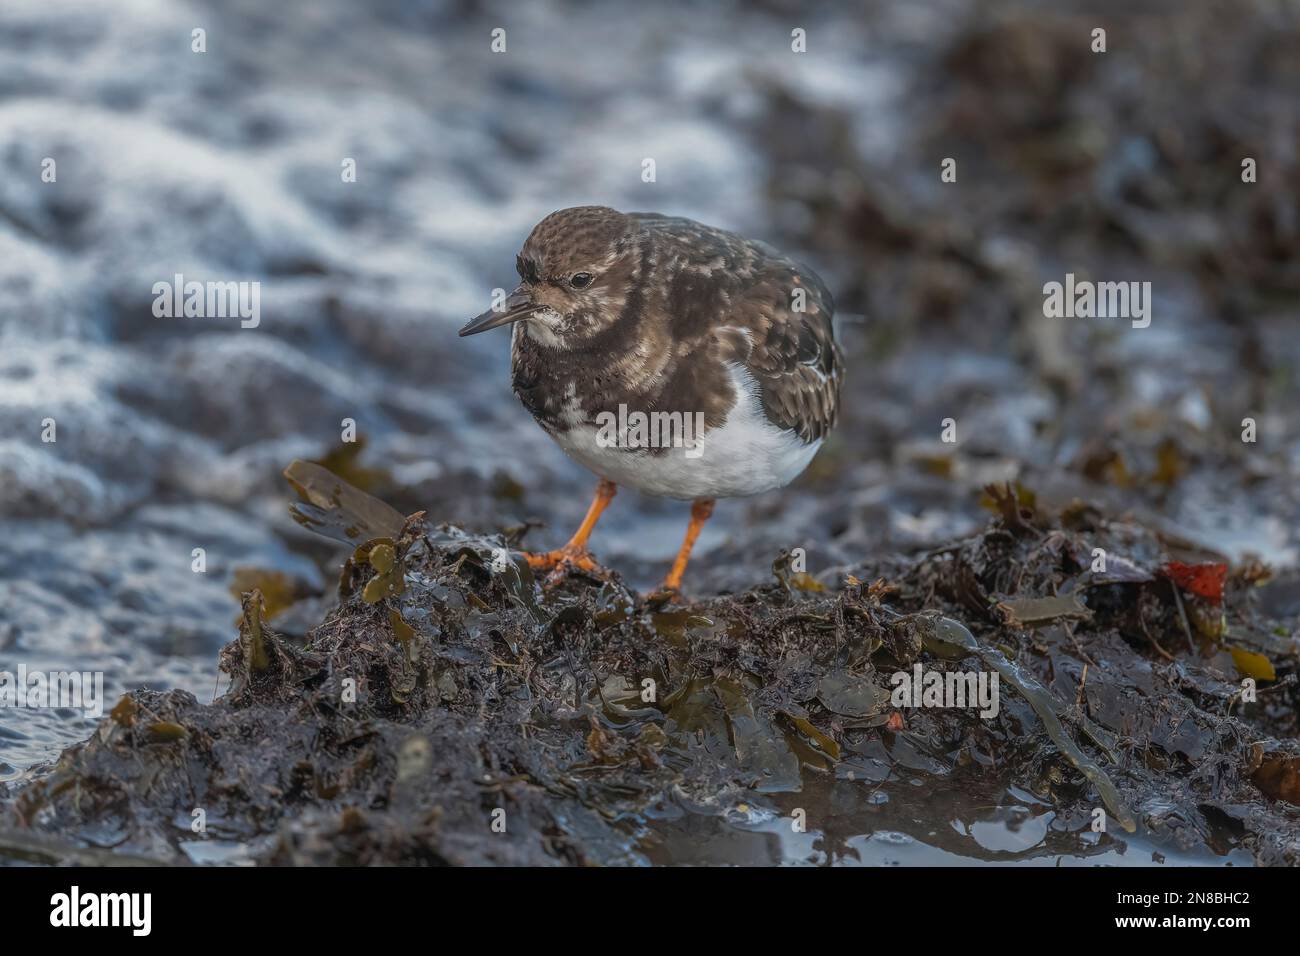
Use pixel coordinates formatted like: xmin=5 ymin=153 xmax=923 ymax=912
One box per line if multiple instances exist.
xmin=1 ymin=0 xmax=1297 ymax=864
xmin=641 ymin=777 xmax=1255 ymax=866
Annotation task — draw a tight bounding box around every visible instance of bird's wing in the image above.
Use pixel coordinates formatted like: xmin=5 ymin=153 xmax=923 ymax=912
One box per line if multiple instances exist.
xmin=717 ymin=271 xmax=842 ymax=443
xmin=633 ymin=214 xmax=843 ymax=443
xmin=738 ymin=302 xmax=842 ymax=444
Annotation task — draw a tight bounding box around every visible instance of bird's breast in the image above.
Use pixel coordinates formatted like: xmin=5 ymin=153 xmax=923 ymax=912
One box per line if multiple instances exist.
xmin=547 ymin=364 xmax=822 ymax=500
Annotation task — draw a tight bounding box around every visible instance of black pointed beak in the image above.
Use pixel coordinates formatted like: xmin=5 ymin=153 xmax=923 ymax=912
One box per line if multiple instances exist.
xmin=459 ymin=288 xmax=540 ymax=336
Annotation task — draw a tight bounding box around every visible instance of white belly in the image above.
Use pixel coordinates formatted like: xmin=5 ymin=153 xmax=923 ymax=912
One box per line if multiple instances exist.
xmin=550 ymin=364 xmax=822 ymax=500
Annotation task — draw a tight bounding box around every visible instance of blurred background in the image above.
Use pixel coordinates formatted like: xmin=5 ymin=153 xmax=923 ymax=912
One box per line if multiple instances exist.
xmin=1 ymin=0 xmax=1297 ymax=789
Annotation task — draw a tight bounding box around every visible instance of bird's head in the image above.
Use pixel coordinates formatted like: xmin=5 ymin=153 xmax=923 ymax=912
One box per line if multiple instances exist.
xmin=459 ymin=206 xmax=639 ymax=347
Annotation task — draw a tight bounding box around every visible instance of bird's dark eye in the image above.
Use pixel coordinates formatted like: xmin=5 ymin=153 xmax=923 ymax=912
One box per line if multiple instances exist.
xmin=569 ymin=272 xmax=594 ymax=290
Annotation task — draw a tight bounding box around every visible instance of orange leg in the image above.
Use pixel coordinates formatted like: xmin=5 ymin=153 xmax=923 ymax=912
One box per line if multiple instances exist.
xmin=661 ymin=498 xmax=715 ymax=592
xmin=525 ymin=479 xmax=616 ymax=574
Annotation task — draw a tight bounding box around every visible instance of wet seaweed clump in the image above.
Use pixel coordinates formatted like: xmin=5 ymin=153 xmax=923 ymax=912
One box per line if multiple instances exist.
xmin=1 ymin=468 xmax=1297 ymax=866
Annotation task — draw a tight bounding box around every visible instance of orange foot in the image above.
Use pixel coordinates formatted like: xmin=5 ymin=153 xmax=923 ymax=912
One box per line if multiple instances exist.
xmin=525 ymin=545 xmax=602 ymax=576
xmin=523 ymin=479 xmax=617 ymax=584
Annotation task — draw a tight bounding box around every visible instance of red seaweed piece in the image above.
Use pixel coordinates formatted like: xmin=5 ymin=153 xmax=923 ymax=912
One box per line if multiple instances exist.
xmin=1160 ymin=561 xmax=1227 ymax=604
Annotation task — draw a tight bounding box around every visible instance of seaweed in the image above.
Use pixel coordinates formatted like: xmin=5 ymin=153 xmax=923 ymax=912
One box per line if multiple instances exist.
xmin=919 ymin=613 xmax=1136 ymax=832
xmin=284 ymin=459 xmax=404 ymax=545
xmin=3 ymin=466 xmax=1298 ymax=865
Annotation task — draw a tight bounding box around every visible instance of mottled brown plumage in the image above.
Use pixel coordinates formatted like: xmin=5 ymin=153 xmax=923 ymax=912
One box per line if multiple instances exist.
xmin=497 ymin=206 xmax=842 ymax=447
xmin=459 ymin=205 xmax=844 ymax=592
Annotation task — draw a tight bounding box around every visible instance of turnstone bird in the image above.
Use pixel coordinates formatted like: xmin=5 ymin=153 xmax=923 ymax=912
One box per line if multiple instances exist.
xmin=460 ymin=206 xmax=842 ymax=592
